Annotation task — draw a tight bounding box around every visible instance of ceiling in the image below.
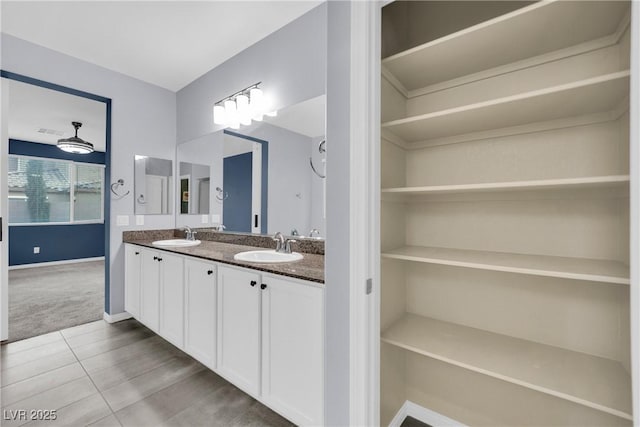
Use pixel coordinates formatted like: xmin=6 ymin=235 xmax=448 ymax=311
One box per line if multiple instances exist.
xmin=8 ymin=79 xmax=107 ymax=151
xmin=265 ymin=94 xmax=325 ymax=138
xmin=1 ymin=1 xmax=322 ymax=92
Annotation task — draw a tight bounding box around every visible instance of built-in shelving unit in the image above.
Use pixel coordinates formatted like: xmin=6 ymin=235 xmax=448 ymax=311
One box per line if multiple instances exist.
xmin=381 ymin=314 xmax=632 ymax=420
xmin=382 ymin=72 xmax=629 ymax=143
xmin=381 ymin=175 xmax=630 ymax=197
xmin=382 ymin=0 xmax=630 ymax=93
xmin=381 ymin=246 xmax=629 ymax=285
xmin=380 ymin=1 xmax=633 ymax=426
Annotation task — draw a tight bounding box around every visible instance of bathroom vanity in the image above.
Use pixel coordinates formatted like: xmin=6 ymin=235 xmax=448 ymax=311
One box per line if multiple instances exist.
xmin=123 ymin=230 xmax=324 ymax=426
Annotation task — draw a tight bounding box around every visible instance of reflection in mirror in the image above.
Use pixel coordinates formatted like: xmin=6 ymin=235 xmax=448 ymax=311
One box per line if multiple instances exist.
xmin=134 ymin=155 xmax=173 ymax=215
xmin=179 ymin=162 xmax=210 ymax=214
xmin=176 ymin=94 xmax=325 ymax=238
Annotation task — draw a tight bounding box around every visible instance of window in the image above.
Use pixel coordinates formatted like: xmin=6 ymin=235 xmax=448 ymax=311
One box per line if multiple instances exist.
xmin=8 ymin=155 xmax=104 ymax=225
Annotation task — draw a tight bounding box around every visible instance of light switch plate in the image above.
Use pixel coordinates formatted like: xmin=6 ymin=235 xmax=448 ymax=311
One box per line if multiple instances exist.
xmin=136 ymin=215 xmax=144 ymax=225
xmin=116 ymin=215 xmax=129 ymax=226
xmin=201 ymin=215 xmax=209 ymax=224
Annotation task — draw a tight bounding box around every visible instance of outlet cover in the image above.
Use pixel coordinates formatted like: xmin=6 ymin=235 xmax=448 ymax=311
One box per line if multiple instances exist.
xmin=116 ymin=215 xmax=129 ymax=226
xmin=33 ymin=247 xmax=40 ymax=254
xmin=136 ymin=215 xmax=144 ymax=226
xmin=211 ymin=214 xmax=221 ymax=224
xmin=201 ymin=215 xmax=209 ymax=224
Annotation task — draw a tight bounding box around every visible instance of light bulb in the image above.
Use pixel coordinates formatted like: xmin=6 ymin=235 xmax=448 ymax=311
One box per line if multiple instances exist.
xmin=249 ymin=88 xmax=263 ymax=110
xmin=213 ymin=105 xmax=226 ymax=125
xmin=236 ymin=94 xmax=251 ymax=126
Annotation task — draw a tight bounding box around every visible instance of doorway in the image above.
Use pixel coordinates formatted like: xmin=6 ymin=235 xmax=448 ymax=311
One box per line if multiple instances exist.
xmin=0 ymin=71 xmax=111 ymax=342
xmin=222 ymin=130 xmax=268 ymax=234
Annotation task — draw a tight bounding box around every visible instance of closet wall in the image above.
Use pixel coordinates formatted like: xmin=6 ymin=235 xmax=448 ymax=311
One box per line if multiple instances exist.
xmin=380 ymin=1 xmax=633 ymax=425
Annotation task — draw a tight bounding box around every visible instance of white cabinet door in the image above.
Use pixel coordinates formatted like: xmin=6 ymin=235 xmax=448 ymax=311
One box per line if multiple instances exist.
xmin=185 ymin=258 xmax=216 ymax=368
xmin=217 ymin=265 xmax=261 ymax=396
xmin=261 ymin=275 xmax=324 ymax=426
xmin=124 ymin=244 xmax=142 ymax=317
xmin=159 ymin=252 xmax=184 ymax=348
xmin=140 ymin=249 xmax=161 ymax=332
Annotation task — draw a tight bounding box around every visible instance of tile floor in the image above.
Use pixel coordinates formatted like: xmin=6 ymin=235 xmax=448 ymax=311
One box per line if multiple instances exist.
xmin=1 ymin=319 xmax=294 ymax=427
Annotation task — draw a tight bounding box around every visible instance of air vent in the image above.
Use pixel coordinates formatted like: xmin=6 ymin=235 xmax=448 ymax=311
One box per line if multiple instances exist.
xmin=37 ymin=128 xmax=65 ymax=136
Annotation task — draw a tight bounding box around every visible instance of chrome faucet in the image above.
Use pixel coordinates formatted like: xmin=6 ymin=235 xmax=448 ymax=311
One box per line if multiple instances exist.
xmin=309 ymin=229 xmax=321 ymax=238
xmin=272 ymin=232 xmax=285 ymax=252
xmin=183 ymin=226 xmax=197 ymax=241
xmin=273 ymin=232 xmax=297 ymax=254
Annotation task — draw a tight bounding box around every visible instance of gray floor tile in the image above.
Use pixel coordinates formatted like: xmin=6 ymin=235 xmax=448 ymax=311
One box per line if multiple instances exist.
xmin=116 ymin=369 xmax=226 ymax=427
xmin=22 ymin=393 xmax=112 ymax=427
xmin=60 ymin=320 xmax=108 ymax=339
xmin=159 ymin=383 xmax=254 ymax=427
xmin=231 ymin=401 xmax=296 ymax=427
xmin=1 ymin=377 xmax=97 ymax=427
xmin=101 ymin=356 xmax=205 ymax=411
xmin=87 ymin=414 xmax=123 ymax=427
xmin=0 ymin=350 xmax=77 ymax=387
xmin=1 ymin=363 xmax=86 ymax=407
xmin=63 ymin=320 xmax=144 ymax=349
xmin=1 ymin=341 xmax=72 ymax=371
xmin=88 ymin=346 xmax=178 ymax=391
xmin=1 ymin=332 xmax=64 ymax=355
xmin=71 ymin=327 xmax=157 ymax=361
xmin=79 ymin=335 xmax=168 ymax=373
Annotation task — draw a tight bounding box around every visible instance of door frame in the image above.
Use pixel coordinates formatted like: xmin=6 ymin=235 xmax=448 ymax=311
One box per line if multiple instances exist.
xmin=0 ymin=70 xmax=112 ymax=341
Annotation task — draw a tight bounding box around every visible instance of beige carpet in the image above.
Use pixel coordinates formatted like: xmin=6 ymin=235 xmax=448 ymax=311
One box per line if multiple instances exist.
xmin=8 ymin=260 xmax=104 ymax=342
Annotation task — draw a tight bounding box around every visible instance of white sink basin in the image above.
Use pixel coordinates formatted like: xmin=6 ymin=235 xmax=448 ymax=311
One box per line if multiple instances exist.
xmin=152 ymin=239 xmax=201 ymax=247
xmin=234 ymin=250 xmax=303 ymax=263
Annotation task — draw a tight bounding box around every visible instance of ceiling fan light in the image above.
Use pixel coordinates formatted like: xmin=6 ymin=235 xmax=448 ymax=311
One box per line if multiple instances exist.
xmin=57 ymin=122 xmax=94 ymax=154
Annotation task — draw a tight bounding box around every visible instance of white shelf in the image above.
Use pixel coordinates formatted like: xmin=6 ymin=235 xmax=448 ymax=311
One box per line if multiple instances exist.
xmin=382 ymin=72 xmax=630 ymax=143
xmin=381 ymin=313 xmax=632 ymax=420
xmin=382 ymin=175 xmax=630 ymax=196
xmin=382 ymin=1 xmax=629 ymax=92
xmin=381 ymin=246 xmax=629 ymax=285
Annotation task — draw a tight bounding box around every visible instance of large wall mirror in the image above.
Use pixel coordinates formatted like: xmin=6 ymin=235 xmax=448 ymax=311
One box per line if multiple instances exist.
xmin=176 ymin=94 xmax=326 ymax=238
xmin=134 ymin=155 xmax=173 ymax=215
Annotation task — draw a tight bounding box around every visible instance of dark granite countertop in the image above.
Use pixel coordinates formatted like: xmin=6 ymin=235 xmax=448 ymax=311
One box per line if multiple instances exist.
xmin=124 ymin=238 xmax=324 ymax=284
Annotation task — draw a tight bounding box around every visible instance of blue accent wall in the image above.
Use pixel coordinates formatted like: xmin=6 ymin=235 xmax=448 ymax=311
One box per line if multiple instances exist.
xmin=9 ymin=224 xmax=105 ymax=266
xmin=223 ymin=152 xmax=253 ymax=233
xmin=9 ymin=139 xmax=105 ymax=163
xmin=8 ymin=139 xmax=106 ymax=266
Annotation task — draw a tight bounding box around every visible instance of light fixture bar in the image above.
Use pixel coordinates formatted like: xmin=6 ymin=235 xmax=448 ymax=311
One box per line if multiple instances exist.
xmin=214 ymin=82 xmax=262 ymax=106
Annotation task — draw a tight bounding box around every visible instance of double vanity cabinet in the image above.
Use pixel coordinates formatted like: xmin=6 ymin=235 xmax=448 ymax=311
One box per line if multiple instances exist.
xmin=124 ymin=243 xmax=324 ymax=426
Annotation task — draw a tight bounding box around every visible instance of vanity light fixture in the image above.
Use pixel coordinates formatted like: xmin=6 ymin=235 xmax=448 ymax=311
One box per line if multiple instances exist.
xmin=213 ymin=82 xmax=277 ymax=129
xmin=57 ymin=121 xmax=94 ymax=154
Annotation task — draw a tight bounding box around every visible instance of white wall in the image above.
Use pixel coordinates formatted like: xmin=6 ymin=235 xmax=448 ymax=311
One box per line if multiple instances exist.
xmin=176 ymin=3 xmax=327 ymax=144
xmin=1 ymin=34 xmax=177 ymax=315
xmin=246 ymin=122 xmax=313 ymax=235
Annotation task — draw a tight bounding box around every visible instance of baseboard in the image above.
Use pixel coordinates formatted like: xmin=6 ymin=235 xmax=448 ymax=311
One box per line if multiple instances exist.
xmin=9 ymin=256 xmax=105 ymax=270
xmin=103 ymin=311 xmax=133 ymax=323
xmin=389 ymin=401 xmax=466 ymax=427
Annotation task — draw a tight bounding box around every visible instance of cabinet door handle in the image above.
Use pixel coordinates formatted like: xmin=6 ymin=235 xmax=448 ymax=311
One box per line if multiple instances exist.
xmin=250 ymin=280 xmax=257 ymax=287
xmin=207 ymin=270 xmax=213 ymax=275
xmin=135 ymin=251 xmax=140 ymax=255
xmin=260 ymin=283 xmax=267 ymax=290
xmin=153 ymin=256 xmax=158 ymax=260
xmin=157 ymin=257 xmax=163 ymax=262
